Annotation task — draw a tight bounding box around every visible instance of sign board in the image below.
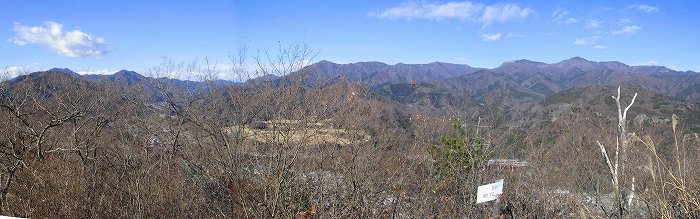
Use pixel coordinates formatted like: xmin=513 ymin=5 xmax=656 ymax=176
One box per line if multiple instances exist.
xmin=486 ymin=159 xmax=528 ymax=169
xmin=476 ymin=179 xmax=504 ymax=204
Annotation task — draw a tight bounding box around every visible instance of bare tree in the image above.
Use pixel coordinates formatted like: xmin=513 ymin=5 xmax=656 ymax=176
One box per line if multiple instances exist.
xmin=596 ymin=86 xmax=637 ymax=217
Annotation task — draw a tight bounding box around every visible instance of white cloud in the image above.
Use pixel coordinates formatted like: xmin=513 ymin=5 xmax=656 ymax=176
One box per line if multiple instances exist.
xmin=573 ymin=36 xmax=601 ymax=45
xmin=2 ymin=64 xmax=40 ymax=80
xmin=372 ymin=1 xmax=534 ymax=26
xmin=5 ymin=66 xmax=26 ymax=75
xmin=634 ymin=60 xmax=658 ymax=66
xmin=10 ymin=21 xmax=109 ymax=58
xmin=479 ymin=3 xmax=534 ymax=26
xmin=585 ymin=19 xmax=602 ymax=29
xmin=594 ymin=45 xmax=606 ymax=49
xmin=628 ymin=4 xmax=659 ymax=13
xmin=481 ymin=33 xmax=503 ymax=41
xmin=611 ymin=25 xmax=641 ymax=36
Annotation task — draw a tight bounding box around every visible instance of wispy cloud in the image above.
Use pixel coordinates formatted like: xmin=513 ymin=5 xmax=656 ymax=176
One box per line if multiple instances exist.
xmin=627 ymin=4 xmax=659 ymax=13
xmin=372 ymin=1 xmax=534 ymax=26
xmin=479 ymin=3 xmax=534 ymax=26
xmin=481 ymin=32 xmax=523 ymax=42
xmin=552 ymin=9 xmax=578 ymax=25
xmin=481 ymin=33 xmax=502 ymax=41
xmin=454 ymin=57 xmax=468 ymax=62
xmin=552 ymin=9 xmax=569 ymax=20
xmin=617 ymin=18 xmax=632 ymax=25
xmin=573 ymin=36 xmax=601 ymax=45
xmin=77 ymin=69 xmax=113 ymax=75
xmin=505 ymin=33 xmax=525 ymax=38
xmin=634 ymin=60 xmax=658 ymax=66
xmin=562 ymin=18 xmax=579 ymax=25
xmin=594 ymin=45 xmax=606 ymax=49
xmin=9 ymin=21 xmax=109 ymax=58
xmin=611 ymin=25 xmax=641 ymax=36
xmin=9 ymin=38 xmax=27 ymax=46
xmin=585 ymin=19 xmax=602 ymax=29
xmin=372 ymin=1 xmax=482 ymax=20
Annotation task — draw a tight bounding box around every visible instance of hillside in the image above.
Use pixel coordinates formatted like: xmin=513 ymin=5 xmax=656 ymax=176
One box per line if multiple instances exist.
xmin=290 ymin=58 xmax=700 ymax=104
xmin=296 ymin=60 xmax=480 ymax=86
xmin=1 ymin=58 xmax=699 ymax=218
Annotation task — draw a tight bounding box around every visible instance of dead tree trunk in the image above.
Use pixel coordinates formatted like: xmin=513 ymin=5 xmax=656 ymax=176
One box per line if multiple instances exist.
xmin=596 ymin=86 xmax=637 ymax=217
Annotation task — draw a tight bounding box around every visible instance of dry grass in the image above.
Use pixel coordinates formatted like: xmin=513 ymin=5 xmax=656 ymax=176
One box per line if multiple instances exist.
xmin=223 ymin=119 xmax=370 ymax=145
xmin=632 ymin=114 xmax=700 ymax=218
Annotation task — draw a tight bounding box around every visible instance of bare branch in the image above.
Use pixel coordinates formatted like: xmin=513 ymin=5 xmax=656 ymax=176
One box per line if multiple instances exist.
xmin=597 ymin=140 xmax=617 ymax=185
xmin=622 ymin=92 xmax=637 ymax=120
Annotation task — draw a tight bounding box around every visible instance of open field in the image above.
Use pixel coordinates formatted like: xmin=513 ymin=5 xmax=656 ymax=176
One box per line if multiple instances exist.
xmin=223 ymin=119 xmax=370 ymax=146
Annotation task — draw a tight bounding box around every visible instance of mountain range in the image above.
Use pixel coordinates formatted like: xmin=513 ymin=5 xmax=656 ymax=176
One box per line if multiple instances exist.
xmin=3 ymin=56 xmax=698 ymax=218
xmin=4 ymin=56 xmax=700 ymax=190
xmin=5 ymin=57 xmax=699 ymax=127
xmin=296 ymin=57 xmax=700 ymax=102
xmin=19 ymin=56 xmax=696 ymax=101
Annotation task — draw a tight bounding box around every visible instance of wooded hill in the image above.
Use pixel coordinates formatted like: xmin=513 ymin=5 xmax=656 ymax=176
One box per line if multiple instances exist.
xmin=0 ymin=55 xmax=698 ymax=218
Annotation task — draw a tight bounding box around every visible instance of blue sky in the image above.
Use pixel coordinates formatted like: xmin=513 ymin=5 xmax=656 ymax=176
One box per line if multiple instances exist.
xmin=1 ymin=0 xmax=699 ymax=78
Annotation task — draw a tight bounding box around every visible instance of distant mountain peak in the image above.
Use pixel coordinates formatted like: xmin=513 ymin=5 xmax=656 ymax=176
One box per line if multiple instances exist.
xmin=116 ymin=69 xmax=134 ymax=73
xmin=567 ymin=56 xmax=589 ymax=62
xmin=313 ymin=60 xmax=390 ymax=66
xmin=46 ymin=68 xmax=82 ymax=78
xmin=514 ymin=59 xmax=547 ymax=65
xmin=48 ymin=68 xmax=77 ymax=75
xmin=115 ymin=69 xmax=141 ymax=76
xmin=246 ymin=73 xmax=279 ymax=84
xmin=603 ymin=60 xmax=626 ymax=65
xmin=496 ymin=59 xmax=546 ymax=71
xmin=426 ymin=61 xmax=473 ymax=68
xmin=554 ymin=56 xmax=595 ymax=68
xmin=110 ymin=70 xmax=145 ymax=85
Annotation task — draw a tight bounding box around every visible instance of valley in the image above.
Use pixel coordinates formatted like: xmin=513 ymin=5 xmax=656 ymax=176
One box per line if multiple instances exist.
xmin=1 ymin=56 xmax=698 ymax=218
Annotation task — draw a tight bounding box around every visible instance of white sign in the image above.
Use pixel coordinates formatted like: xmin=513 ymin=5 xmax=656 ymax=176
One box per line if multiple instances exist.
xmin=476 ymin=179 xmax=504 ymax=204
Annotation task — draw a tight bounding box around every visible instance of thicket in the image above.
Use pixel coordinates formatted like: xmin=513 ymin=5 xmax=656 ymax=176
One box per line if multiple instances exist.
xmin=0 ymin=45 xmax=698 ymax=218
